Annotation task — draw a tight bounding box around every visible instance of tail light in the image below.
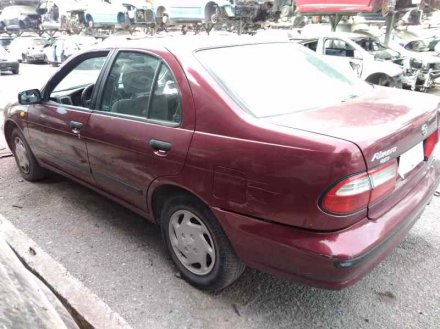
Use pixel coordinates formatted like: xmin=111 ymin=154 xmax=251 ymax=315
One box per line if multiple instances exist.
xmin=322 ymin=160 xmax=398 ymax=215
xmin=424 ymin=129 xmax=439 ymax=159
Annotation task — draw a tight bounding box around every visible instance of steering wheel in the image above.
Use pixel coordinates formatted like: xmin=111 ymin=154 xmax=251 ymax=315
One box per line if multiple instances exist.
xmin=81 ymin=84 xmax=95 ymax=108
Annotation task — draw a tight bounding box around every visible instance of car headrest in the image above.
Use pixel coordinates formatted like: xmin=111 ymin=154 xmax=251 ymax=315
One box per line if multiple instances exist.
xmin=121 ymin=63 xmax=155 ymax=95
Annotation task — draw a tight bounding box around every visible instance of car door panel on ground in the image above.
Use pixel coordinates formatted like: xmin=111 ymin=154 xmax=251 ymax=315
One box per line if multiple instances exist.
xmin=27 ymin=52 xmax=109 ymax=184
xmin=84 ymin=50 xmax=195 ymax=211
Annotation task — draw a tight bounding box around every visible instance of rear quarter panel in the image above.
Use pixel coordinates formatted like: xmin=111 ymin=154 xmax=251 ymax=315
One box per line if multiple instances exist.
xmin=163 ymin=54 xmax=369 ymax=231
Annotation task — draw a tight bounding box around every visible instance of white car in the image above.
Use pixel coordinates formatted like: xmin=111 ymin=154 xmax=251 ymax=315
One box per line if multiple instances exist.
xmin=44 ymin=35 xmax=97 ymax=66
xmin=383 ymin=31 xmax=440 ymax=91
xmin=298 ymin=32 xmax=405 ymax=88
xmin=38 ymin=0 xmax=88 ymax=32
xmin=8 ymin=36 xmax=49 ymax=63
xmin=0 ymin=46 xmax=20 ymax=74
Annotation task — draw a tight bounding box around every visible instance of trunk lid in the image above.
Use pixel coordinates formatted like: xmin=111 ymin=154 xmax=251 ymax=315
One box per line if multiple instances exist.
xmin=264 ymin=87 xmax=439 ymax=219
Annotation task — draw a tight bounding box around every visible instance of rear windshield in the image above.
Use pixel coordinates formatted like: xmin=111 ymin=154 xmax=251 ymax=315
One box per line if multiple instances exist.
xmin=196 ymin=43 xmax=372 ymax=118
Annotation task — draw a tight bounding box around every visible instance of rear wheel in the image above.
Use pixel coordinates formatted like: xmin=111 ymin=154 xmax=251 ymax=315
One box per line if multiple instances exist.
xmin=366 ymin=73 xmax=395 ymax=87
xmin=10 ymin=128 xmax=46 ymax=181
xmin=161 ymin=194 xmax=245 ymax=291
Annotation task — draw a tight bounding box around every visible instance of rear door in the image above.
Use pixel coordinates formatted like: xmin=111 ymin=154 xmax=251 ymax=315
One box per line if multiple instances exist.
xmin=27 ymin=50 xmax=110 ymax=184
xmin=83 ymin=50 xmax=195 ymax=211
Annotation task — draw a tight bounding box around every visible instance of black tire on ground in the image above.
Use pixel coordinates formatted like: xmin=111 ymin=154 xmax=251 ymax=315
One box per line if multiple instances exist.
xmin=160 ymin=194 xmax=246 ymax=292
xmin=10 ymin=128 xmax=46 ymax=181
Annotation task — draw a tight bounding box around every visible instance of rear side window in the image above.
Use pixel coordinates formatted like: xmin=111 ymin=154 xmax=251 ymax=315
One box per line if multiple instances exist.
xmin=148 ymin=64 xmax=182 ymax=124
xmin=324 ymin=39 xmax=355 ymax=57
xmin=303 ymin=40 xmax=318 ymax=52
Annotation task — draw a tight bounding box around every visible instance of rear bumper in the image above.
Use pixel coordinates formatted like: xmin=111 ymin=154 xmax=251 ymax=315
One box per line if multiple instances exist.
xmin=214 ymin=159 xmax=440 ymax=289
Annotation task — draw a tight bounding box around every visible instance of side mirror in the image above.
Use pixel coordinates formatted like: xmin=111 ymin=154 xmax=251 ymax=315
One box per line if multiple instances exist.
xmin=18 ymin=89 xmax=42 ymax=105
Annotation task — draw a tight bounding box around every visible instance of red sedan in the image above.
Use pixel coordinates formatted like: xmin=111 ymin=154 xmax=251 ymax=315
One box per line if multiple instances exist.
xmin=3 ymin=38 xmax=440 ymax=291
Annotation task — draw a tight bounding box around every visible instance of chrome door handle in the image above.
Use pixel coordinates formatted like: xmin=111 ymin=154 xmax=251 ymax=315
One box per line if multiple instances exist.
xmin=149 ymin=139 xmax=172 ymax=155
xmin=70 ymin=121 xmax=83 ymax=134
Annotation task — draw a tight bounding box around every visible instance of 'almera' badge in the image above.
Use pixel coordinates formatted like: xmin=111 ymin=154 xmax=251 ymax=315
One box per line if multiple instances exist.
xmin=372 ymin=147 xmax=398 ymax=163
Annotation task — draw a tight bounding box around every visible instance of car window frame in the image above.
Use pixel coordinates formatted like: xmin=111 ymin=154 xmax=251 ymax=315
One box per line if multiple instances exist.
xmin=41 ymin=49 xmax=113 ymax=113
xmin=323 ymin=38 xmax=355 ymax=58
xmin=93 ymin=48 xmax=183 ymax=128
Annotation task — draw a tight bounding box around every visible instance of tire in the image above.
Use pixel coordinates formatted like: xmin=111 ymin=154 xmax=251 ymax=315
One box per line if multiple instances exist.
xmin=12 ymin=67 xmax=19 ymax=74
xmin=10 ymin=128 xmax=46 ymax=181
xmin=161 ymin=194 xmax=245 ymax=291
xmin=21 ymin=54 xmax=27 ymax=64
xmin=366 ymin=73 xmax=395 ymax=87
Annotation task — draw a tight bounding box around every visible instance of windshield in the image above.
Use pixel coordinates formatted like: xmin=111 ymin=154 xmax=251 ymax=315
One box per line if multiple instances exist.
xmin=196 ymin=43 xmax=372 ymax=118
xmin=354 ymin=37 xmax=400 ymax=59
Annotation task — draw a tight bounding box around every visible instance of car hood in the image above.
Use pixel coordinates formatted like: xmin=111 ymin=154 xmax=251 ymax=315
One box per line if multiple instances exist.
xmin=408 ymin=50 xmax=440 ymax=63
xmin=264 ymin=87 xmax=439 ymax=169
xmin=364 ymin=57 xmax=403 ymax=77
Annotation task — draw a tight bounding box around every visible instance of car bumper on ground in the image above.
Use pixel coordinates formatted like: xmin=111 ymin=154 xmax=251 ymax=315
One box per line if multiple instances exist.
xmin=214 ymin=158 xmax=440 ymax=290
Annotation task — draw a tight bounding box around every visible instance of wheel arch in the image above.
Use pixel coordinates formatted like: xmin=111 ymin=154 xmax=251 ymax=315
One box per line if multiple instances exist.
xmin=4 ymin=119 xmax=23 ymax=150
xmin=117 ymin=11 xmax=126 ymax=24
xmin=151 ymin=184 xmax=212 ymax=224
xmin=205 ymin=1 xmax=219 ymax=20
xmin=85 ymin=13 xmax=93 ymax=22
xmin=365 ymin=72 xmax=392 ymax=84
xmin=156 ymin=6 xmax=167 ymax=16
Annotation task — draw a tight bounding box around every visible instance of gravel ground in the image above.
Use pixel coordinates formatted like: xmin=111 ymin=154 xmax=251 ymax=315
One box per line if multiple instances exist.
xmin=1 ymin=64 xmax=440 ymax=329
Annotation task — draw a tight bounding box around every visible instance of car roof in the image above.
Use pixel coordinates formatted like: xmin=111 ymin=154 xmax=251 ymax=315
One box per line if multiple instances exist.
xmin=3 ymin=5 xmax=37 ymax=13
xmin=301 ymin=31 xmax=367 ymax=40
xmin=95 ymin=34 xmax=293 ymax=55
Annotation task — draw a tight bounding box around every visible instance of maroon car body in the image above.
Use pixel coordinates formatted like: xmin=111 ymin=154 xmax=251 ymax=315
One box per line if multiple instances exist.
xmin=3 ymin=38 xmax=440 ymax=290
xmin=296 ymin=0 xmax=384 ymax=15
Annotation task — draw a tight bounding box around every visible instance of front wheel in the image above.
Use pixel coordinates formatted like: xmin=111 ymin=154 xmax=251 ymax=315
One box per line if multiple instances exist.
xmin=161 ymin=194 xmax=245 ymax=291
xmin=11 ymin=128 xmax=46 ymax=181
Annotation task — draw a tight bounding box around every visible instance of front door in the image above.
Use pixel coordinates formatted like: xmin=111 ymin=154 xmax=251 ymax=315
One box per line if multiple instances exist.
xmin=321 ymin=38 xmax=363 ymax=79
xmin=84 ymin=50 xmax=195 ymax=211
xmin=27 ymin=51 xmax=110 ymax=184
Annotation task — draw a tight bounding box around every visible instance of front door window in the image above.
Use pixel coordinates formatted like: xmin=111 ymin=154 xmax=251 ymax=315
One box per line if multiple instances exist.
xmin=50 ymin=55 xmax=107 ymax=108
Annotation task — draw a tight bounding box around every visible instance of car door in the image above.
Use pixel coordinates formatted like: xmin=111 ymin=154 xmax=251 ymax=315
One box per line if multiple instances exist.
xmin=321 ymin=38 xmax=363 ymax=79
xmin=83 ymin=50 xmax=195 ymax=211
xmin=26 ymin=50 xmax=110 ymax=184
